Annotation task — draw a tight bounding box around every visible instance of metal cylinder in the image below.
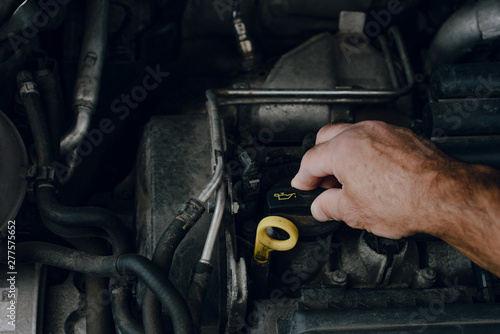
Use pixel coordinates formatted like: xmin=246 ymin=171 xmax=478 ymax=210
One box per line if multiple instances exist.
xmin=0 ymin=110 xmax=28 ymax=231
xmin=426 ymin=0 xmax=500 ymax=72
xmin=60 ymin=0 xmax=109 ymax=154
xmin=423 ymin=100 xmax=500 ymax=137
xmin=430 ymin=63 xmax=500 ymax=99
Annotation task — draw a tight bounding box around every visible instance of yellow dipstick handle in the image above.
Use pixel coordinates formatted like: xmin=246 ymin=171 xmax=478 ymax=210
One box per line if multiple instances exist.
xmin=253 ymin=216 xmax=299 ymax=264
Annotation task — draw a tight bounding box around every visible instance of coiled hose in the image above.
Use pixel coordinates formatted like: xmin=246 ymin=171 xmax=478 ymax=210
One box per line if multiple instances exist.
xmin=0 ymin=242 xmax=195 ymax=334
xmin=18 ymin=71 xmax=194 ymax=334
xmin=18 ymin=70 xmax=141 ymax=333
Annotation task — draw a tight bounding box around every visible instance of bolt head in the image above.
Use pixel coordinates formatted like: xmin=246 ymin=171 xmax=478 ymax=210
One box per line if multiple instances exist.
xmin=331 ymin=270 xmax=347 ymax=284
xmin=422 ymin=267 xmax=436 ymax=281
xmin=232 ymin=202 xmax=240 ymax=214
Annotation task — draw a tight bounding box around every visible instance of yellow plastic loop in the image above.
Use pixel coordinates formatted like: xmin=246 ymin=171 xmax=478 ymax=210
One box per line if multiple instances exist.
xmin=253 ymin=216 xmax=299 ymax=264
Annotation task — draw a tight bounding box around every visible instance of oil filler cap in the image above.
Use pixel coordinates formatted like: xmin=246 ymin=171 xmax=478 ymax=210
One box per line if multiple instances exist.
xmin=265 ymin=180 xmax=341 ymax=240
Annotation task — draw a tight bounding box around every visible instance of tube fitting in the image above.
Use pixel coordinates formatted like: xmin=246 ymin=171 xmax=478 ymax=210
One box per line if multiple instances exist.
xmin=426 ymin=0 xmax=500 ymax=73
xmin=60 ymin=0 xmax=109 ymax=156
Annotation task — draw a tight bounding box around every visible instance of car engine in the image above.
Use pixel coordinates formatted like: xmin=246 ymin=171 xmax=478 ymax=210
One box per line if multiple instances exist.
xmin=0 ymin=0 xmax=499 ymax=333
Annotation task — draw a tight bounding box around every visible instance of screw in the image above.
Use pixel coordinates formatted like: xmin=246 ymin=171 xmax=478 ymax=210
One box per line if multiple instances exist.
xmin=422 ymin=267 xmax=436 ymax=281
xmin=232 ymin=202 xmax=240 ymax=214
xmin=331 ymin=270 xmax=347 ymax=284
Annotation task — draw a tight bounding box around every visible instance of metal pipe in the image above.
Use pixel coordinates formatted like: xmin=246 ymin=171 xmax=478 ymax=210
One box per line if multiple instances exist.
xmin=197 ymin=90 xmax=225 ymax=204
xmin=60 ymin=0 xmax=109 ymax=155
xmin=188 ymin=186 xmax=226 ymax=330
xmin=198 ymin=27 xmax=412 ymax=203
xmin=217 ymin=97 xmax=394 ymax=105
xmin=378 ymin=35 xmax=400 ymax=89
xmin=426 ymin=0 xmax=500 ymax=73
xmin=200 ymin=185 xmax=226 ymax=264
xmin=60 ymin=108 xmax=92 ymax=154
xmin=212 ymin=27 xmax=413 ymax=106
xmin=232 ymin=0 xmax=257 ymax=70
xmin=197 ymin=157 xmax=224 ymax=204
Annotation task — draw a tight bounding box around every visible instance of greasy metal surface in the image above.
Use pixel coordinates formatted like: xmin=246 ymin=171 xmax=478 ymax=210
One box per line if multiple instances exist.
xmin=43 ymin=271 xmax=88 ymax=334
xmin=225 ymin=229 xmax=248 ymax=333
xmin=0 ymin=110 xmax=27 ymax=231
xmin=0 ymin=264 xmax=43 ymax=333
xmin=247 ymin=287 xmax=480 ymax=334
xmin=136 ymin=114 xmax=221 ymax=330
xmin=216 ymin=27 xmax=413 ymax=104
xmin=60 ymin=0 xmax=109 ymax=155
xmin=426 ymin=0 xmax=500 ymax=72
xmin=197 ymin=90 xmax=225 ymax=204
xmin=238 ymin=26 xmax=404 ymax=141
xmin=246 ymin=32 xmax=335 ymax=142
xmin=331 ymin=229 xmax=419 ymax=288
xmin=357 ymin=232 xmax=408 ymax=287
xmin=288 ymin=304 xmax=500 ymax=333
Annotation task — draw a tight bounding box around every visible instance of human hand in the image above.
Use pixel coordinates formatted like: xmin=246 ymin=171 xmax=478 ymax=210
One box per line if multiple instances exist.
xmin=291 ymin=121 xmax=467 ymax=239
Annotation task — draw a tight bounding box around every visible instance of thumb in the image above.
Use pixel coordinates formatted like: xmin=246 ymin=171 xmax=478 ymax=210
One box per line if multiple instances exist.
xmin=311 ymin=188 xmax=343 ymax=222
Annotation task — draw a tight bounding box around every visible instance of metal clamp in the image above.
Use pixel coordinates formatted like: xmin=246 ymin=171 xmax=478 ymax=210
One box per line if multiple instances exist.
xmin=27 ymin=164 xmax=56 ymax=184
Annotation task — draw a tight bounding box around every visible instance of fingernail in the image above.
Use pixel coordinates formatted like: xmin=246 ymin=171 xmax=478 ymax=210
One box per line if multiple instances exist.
xmin=291 ymin=177 xmax=298 ymax=188
xmin=311 ymin=204 xmax=329 ymax=221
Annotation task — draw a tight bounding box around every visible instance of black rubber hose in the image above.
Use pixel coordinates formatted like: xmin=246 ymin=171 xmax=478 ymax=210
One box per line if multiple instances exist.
xmin=430 ymin=63 xmax=500 ymax=99
xmin=17 ymin=71 xmax=55 ymax=166
xmin=110 ymin=283 xmax=145 ymax=334
xmin=142 ymin=200 xmax=205 ymax=334
xmin=0 ymin=0 xmax=24 ymax=27
xmin=118 ymin=255 xmax=195 ymax=334
xmin=35 ymin=185 xmax=141 ymax=334
xmin=35 ymin=64 xmax=64 ymax=159
xmin=36 ymin=185 xmax=131 ymax=254
xmin=18 ymin=71 xmax=130 ymax=254
xmin=0 ymin=242 xmax=195 ymax=334
xmin=3 ymin=241 xmax=119 ymax=276
xmin=143 ymin=218 xmax=188 ymax=333
xmin=18 ymin=70 xmax=141 ymax=333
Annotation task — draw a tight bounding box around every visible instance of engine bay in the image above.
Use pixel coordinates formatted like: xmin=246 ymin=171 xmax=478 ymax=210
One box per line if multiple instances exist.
xmin=0 ymin=0 xmax=499 ymax=333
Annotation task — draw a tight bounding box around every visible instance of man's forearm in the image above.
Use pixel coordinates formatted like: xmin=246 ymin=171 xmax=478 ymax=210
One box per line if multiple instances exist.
xmin=433 ymin=164 xmax=500 ymax=276
xmin=293 ymin=121 xmax=500 ymax=276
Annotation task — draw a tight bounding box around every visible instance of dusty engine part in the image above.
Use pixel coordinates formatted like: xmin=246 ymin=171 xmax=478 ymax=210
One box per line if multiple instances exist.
xmin=136 ymin=115 xmax=224 ymax=331
xmin=0 ymin=264 xmax=43 ymax=333
xmin=1 ymin=1 xmax=499 ymax=333
xmin=0 ymin=110 xmax=27 ymax=231
xmin=240 ymin=11 xmax=399 ymax=143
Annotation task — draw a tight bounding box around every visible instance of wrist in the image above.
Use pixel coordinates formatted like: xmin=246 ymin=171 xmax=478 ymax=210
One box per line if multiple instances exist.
xmin=421 ymin=161 xmax=487 ymax=239
xmin=430 ymin=162 xmax=500 ymax=264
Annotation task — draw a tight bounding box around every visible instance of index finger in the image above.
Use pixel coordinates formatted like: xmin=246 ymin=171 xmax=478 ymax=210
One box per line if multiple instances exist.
xmin=291 ymin=139 xmax=342 ymax=190
xmin=315 ymin=123 xmax=352 ymax=145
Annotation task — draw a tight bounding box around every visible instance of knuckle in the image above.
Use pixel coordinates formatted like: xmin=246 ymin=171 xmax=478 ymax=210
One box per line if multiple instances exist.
xmin=315 ymin=122 xmax=347 ymax=144
xmin=357 ymin=120 xmax=387 ymax=133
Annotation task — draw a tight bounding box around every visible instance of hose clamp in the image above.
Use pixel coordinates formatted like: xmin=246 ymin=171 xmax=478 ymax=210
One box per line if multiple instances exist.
xmin=19 ymin=82 xmax=39 ymax=96
xmin=27 ymin=164 xmax=56 ymax=185
xmin=176 ymin=198 xmax=206 ymax=229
